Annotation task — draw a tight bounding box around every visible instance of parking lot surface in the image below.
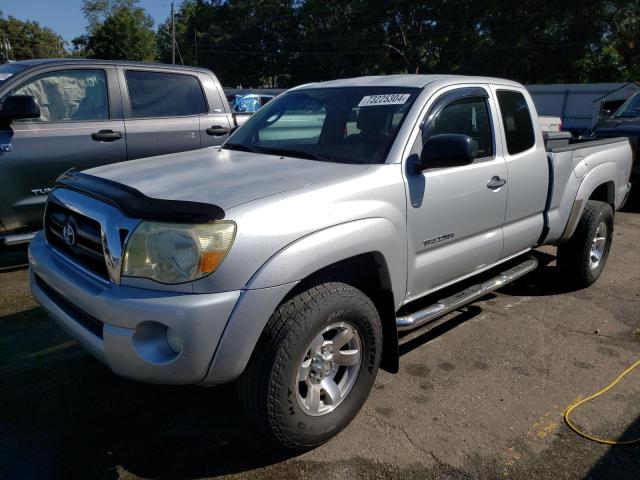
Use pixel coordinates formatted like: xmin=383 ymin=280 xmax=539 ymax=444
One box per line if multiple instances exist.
xmin=1 ymin=201 xmax=639 ymax=480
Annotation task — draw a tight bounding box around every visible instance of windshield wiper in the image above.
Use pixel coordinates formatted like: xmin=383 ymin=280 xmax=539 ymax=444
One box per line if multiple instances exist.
xmin=259 ymin=147 xmax=336 ymax=162
xmin=222 ymin=142 xmax=258 ymax=153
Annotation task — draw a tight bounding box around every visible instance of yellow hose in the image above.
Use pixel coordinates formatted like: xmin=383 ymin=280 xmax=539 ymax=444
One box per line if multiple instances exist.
xmin=564 ymin=359 xmax=640 ymax=445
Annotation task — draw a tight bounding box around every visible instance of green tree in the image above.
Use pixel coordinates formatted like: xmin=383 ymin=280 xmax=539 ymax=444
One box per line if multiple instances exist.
xmin=464 ymin=0 xmax=612 ymax=83
xmin=155 ymin=0 xmax=640 ymax=87
xmin=0 ymin=15 xmax=66 ymax=61
xmin=605 ymin=0 xmax=640 ymax=80
xmin=157 ymin=0 xmax=217 ymax=67
xmin=86 ymin=6 xmax=156 ymax=61
xmin=82 ymin=0 xmax=137 ymax=31
xmin=158 ymin=0 xmax=298 ymax=87
xmin=291 ymin=0 xmax=389 ymax=83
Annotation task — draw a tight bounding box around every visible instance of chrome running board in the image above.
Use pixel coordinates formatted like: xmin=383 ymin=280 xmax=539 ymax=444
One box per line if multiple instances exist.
xmin=396 ymin=256 xmax=538 ymax=337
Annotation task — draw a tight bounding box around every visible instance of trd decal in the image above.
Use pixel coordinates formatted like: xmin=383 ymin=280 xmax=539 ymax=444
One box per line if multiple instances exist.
xmin=30 ymin=188 xmax=53 ymax=196
xmin=422 ymin=232 xmax=455 ymax=247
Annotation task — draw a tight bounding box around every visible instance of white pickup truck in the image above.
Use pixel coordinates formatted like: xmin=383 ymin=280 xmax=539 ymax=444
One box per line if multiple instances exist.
xmin=29 ymin=75 xmax=632 ymax=449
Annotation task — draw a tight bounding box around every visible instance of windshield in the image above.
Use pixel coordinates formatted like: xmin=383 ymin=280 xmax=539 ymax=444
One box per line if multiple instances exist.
xmin=613 ymin=93 xmax=640 ymax=119
xmin=225 ymin=86 xmax=421 ymax=164
xmin=0 ymin=63 xmax=28 ymax=85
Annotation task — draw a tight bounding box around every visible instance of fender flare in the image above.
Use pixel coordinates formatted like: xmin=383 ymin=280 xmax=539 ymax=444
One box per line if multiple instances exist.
xmin=247 ymin=217 xmax=406 ymax=305
xmin=559 ymin=162 xmax=617 ymax=242
xmin=203 ymin=218 xmax=406 ymax=385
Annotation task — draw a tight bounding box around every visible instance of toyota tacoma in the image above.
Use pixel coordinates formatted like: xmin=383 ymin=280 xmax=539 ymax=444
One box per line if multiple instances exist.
xmin=29 ymin=75 xmax=632 ymax=449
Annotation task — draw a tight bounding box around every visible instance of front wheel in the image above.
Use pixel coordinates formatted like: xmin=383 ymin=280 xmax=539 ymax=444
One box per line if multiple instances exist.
xmin=557 ymin=200 xmax=614 ymax=288
xmin=238 ymin=282 xmax=382 ymax=450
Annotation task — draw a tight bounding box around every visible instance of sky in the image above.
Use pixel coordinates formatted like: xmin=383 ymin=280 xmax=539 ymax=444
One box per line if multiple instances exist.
xmin=1 ymin=0 xmax=175 ymax=42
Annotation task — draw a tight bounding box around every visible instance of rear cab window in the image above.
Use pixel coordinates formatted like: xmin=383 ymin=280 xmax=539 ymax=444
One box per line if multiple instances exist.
xmin=124 ymin=70 xmax=207 ymax=118
xmin=496 ymin=90 xmax=535 ymax=155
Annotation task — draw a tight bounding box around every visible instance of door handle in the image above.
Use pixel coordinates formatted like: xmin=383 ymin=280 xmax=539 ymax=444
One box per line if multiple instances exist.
xmin=91 ymin=130 xmax=123 ymax=142
xmin=206 ymin=125 xmax=231 ymax=136
xmin=487 ymin=176 xmax=507 ymax=190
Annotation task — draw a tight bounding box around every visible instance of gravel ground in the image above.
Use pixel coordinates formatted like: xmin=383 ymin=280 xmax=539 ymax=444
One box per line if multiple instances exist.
xmin=1 ymin=198 xmax=639 ymax=480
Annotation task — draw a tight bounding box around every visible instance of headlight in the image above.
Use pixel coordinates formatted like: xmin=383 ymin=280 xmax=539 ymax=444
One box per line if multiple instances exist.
xmin=122 ymin=221 xmax=236 ymax=284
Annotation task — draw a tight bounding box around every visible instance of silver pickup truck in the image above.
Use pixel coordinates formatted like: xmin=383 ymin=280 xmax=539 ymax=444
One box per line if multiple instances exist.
xmin=29 ymin=75 xmax=632 ymax=450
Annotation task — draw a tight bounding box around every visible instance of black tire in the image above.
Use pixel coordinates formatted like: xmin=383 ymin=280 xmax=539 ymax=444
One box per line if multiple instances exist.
xmin=238 ymin=282 xmax=383 ymax=450
xmin=557 ymin=200 xmax=613 ymax=288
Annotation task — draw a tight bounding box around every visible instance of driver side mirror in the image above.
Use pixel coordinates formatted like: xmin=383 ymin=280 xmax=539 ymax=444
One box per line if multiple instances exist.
xmin=418 ymin=133 xmax=478 ymax=171
xmin=0 ymin=95 xmax=41 ymax=122
xmin=599 ymin=109 xmax=612 ymax=120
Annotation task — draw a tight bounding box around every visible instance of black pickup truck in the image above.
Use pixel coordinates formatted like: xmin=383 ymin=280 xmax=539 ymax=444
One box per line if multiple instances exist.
xmin=586 ymin=92 xmax=640 ymax=178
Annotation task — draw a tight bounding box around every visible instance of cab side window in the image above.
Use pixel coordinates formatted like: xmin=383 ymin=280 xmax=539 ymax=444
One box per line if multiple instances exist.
xmin=10 ymin=70 xmax=108 ymax=122
xmin=423 ymin=95 xmax=494 ymax=159
xmin=125 ymin=70 xmax=207 ymax=118
xmin=496 ymin=90 xmax=535 ymax=155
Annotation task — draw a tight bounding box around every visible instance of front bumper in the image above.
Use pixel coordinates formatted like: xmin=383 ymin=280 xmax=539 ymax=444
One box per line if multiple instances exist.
xmin=29 ymin=232 xmax=241 ymax=385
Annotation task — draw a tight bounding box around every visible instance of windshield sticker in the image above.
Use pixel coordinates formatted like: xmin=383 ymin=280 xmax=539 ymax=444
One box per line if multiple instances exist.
xmin=0 ymin=73 xmax=13 ymax=81
xmin=358 ymin=93 xmax=410 ymax=107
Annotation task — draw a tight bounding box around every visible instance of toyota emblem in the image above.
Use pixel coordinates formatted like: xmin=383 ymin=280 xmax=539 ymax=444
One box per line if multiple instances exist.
xmin=62 ymin=221 xmax=77 ymax=247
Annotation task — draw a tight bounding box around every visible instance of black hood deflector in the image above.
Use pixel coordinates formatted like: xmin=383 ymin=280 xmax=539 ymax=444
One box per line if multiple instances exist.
xmin=55 ymin=170 xmax=225 ymax=223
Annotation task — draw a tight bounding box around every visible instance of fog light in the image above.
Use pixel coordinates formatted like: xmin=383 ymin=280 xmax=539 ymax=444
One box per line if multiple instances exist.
xmin=132 ymin=321 xmax=181 ymax=364
xmin=165 ymin=326 xmax=183 ymax=354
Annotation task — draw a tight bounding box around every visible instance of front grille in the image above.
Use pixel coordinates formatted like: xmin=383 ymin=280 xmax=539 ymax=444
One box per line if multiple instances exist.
xmin=44 ymin=201 xmax=110 ymax=280
xmin=34 ymin=274 xmax=104 ymax=338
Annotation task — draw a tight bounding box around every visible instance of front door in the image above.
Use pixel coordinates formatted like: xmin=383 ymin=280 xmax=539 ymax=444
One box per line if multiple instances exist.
xmin=0 ymin=67 xmax=125 ymax=233
xmin=404 ymin=86 xmax=508 ymax=301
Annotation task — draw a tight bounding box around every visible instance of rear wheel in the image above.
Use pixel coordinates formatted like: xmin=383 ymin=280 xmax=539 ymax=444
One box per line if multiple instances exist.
xmin=557 ymin=200 xmax=613 ymax=287
xmin=238 ymin=282 xmax=382 ymax=450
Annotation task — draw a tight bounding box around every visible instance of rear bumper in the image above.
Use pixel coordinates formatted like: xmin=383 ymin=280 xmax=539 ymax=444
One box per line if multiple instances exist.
xmin=29 ymin=232 xmax=241 ymax=385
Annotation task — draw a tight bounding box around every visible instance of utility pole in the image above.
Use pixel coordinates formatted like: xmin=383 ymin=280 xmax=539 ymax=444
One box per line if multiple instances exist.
xmin=1 ymin=33 xmax=10 ymax=62
xmin=171 ymin=2 xmax=175 ymax=65
xmin=194 ymin=28 xmax=198 ymax=66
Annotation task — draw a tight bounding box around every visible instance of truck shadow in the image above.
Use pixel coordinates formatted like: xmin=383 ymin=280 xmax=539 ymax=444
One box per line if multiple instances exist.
xmin=398 ymin=305 xmax=483 ymax=356
xmin=497 ymin=250 xmax=586 ymax=297
xmin=620 ymin=180 xmax=639 ymax=213
xmin=583 ymin=414 xmax=640 ymax=479
xmin=0 ymin=244 xmax=29 ymax=272
xmin=397 ymin=250 xmax=584 ymax=357
xmin=0 ymin=308 xmax=295 ymax=480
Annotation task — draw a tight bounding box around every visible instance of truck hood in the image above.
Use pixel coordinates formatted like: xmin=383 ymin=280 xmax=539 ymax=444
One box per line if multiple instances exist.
xmin=85 ymin=147 xmax=370 ymax=210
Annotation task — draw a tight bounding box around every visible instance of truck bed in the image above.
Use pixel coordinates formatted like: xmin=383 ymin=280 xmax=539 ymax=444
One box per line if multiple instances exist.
xmin=542 ymin=136 xmax=632 ymax=244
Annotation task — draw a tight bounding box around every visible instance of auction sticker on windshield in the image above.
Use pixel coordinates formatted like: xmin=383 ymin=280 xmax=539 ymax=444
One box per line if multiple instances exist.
xmin=358 ymin=93 xmax=410 ymax=107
